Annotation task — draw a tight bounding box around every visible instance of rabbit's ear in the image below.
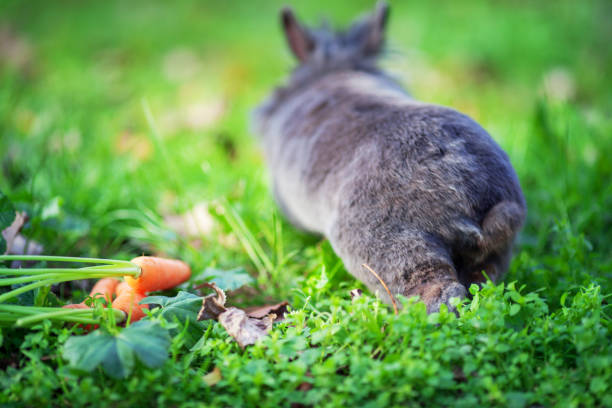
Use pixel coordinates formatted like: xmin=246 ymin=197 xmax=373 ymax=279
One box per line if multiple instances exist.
xmin=280 ymin=7 xmax=314 ymax=62
xmin=363 ymin=1 xmax=390 ymax=56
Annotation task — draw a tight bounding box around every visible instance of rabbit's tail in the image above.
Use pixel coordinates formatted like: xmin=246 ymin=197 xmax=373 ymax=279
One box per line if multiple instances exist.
xmin=479 ymin=201 xmax=525 ymax=255
xmin=452 ymin=201 xmax=524 ymax=261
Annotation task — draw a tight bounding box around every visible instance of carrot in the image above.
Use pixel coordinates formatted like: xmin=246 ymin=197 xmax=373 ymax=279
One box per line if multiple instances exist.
xmin=89 ymin=277 xmax=120 ymax=303
xmin=115 ymin=281 xmax=132 ymax=297
xmin=125 ymin=256 xmax=191 ymax=293
xmin=111 ymin=282 xmax=148 ymax=322
xmin=63 ymin=303 xmax=90 ymax=309
xmin=62 ymin=277 xmax=120 ymax=309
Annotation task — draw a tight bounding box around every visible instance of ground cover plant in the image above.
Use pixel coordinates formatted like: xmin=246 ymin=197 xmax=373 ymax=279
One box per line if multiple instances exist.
xmin=1 ymin=0 xmax=611 ymax=406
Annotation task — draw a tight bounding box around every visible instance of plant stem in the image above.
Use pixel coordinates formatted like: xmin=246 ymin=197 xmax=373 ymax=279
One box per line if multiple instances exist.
xmin=0 ymin=255 xmax=141 ymax=303
xmin=0 ymin=273 xmax=123 ymax=286
xmin=0 ymin=267 xmax=137 ymax=276
xmin=16 ymin=308 xmax=125 ymax=327
xmin=0 ymin=255 xmax=136 ymax=269
xmin=0 ymin=278 xmax=58 ymax=303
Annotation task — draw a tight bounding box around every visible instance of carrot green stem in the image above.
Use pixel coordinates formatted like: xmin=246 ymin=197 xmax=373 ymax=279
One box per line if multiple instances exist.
xmin=0 ymin=304 xmax=93 ymax=314
xmin=0 ymin=267 xmax=136 ymax=276
xmin=15 ymin=308 xmax=125 ymax=327
xmin=0 ymin=255 xmax=141 ymax=303
xmin=0 ymin=270 xmax=135 ymax=285
xmin=0 ymin=255 xmax=136 ymax=268
xmin=0 ymin=304 xmax=126 ymax=327
xmin=0 ymin=278 xmax=59 ymax=303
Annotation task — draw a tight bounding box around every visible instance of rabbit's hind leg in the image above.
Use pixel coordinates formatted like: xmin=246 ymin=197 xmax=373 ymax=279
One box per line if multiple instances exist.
xmin=394 ymin=233 xmax=467 ymax=314
xmin=461 ymin=247 xmax=512 ymax=287
xmin=403 ymin=263 xmax=467 ymax=314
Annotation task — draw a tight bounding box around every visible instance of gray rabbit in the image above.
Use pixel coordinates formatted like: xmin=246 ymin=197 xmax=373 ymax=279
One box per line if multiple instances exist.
xmin=253 ymin=2 xmax=526 ymax=313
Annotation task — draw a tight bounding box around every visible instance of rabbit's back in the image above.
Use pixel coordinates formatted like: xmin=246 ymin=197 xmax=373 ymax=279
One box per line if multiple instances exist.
xmin=262 ymin=71 xmax=524 ymax=241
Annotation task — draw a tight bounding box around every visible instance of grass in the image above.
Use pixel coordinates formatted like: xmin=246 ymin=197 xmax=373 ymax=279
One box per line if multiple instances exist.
xmin=1 ymin=0 xmax=611 ymax=406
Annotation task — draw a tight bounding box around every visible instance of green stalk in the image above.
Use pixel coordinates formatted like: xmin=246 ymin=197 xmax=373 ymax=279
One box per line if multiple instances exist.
xmin=0 ymin=255 xmax=141 ymax=303
xmin=0 ymin=255 xmax=138 ymax=327
xmin=220 ymin=199 xmax=273 ymax=281
xmin=0 ymin=267 xmax=137 ymax=276
xmin=18 ymin=315 xmax=98 ymax=326
xmin=1 ymin=274 xmax=109 ymax=288
xmin=0 ymin=272 xmax=126 ymax=286
xmin=0 ymin=304 xmax=126 ymax=326
xmin=0 ymin=278 xmax=58 ymax=303
xmin=0 ymin=255 xmax=136 ymax=268
xmin=16 ymin=308 xmax=125 ymax=327
xmin=0 ymin=304 xmax=93 ymax=314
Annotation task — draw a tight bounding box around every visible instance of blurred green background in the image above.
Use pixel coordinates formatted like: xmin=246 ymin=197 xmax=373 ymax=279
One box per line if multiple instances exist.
xmin=1 ymin=1 xmax=612 ymax=406
xmin=1 ymin=0 xmax=611 ymax=296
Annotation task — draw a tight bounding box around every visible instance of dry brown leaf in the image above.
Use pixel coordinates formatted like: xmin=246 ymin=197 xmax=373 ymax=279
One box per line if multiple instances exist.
xmin=218 ymin=307 xmax=275 ymax=349
xmin=196 ymin=282 xmax=279 ymax=348
xmin=202 ymin=366 xmax=222 ymax=386
xmin=0 ymin=25 xmax=33 ymax=73
xmin=184 ymin=100 xmax=225 ymax=131
xmin=159 ymin=99 xmax=226 ymax=134
xmin=196 ymin=282 xmax=227 ymax=321
xmin=164 ymin=202 xmax=215 ymax=239
xmin=196 ymin=282 xmax=280 ymax=348
xmin=114 ymin=130 xmax=152 ymax=161
xmin=2 ymin=211 xmax=43 ymax=263
xmin=245 ymin=301 xmax=289 ymax=321
xmin=350 ymin=289 xmax=363 ymax=302
xmin=7 ymin=234 xmax=43 ymax=257
xmin=217 ymin=232 xmax=239 ymax=250
xmin=541 ymin=67 xmax=576 ymax=102
xmin=2 ymin=211 xmax=26 ymax=254
xmin=297 ymin=371 xmax=314 ymax=392
xmin=162 ymin=47 xmax=201 ymax=82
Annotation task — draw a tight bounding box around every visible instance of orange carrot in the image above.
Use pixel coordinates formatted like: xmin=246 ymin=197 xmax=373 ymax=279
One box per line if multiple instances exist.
xmin=63 ymin=303 xmax=90 ymax=309
xmin=125 ymin=256 xmax=191 ymax=293
xmin=62 ymin=301 xmax=95 ymax=331
xmin=115 ymin=281 xmax=132 ymax=297
xmin=88 ymin=277 xmax=120 ymax=303
xmin=111 ymin=283 xmax=148 ymax=322
xmin=63 ymin=277 xmax=120 ymax=309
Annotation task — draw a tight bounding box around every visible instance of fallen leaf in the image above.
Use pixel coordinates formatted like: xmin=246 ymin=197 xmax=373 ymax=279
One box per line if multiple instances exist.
xmin=350 ymin=289 xmax=363 ymax=302
xmin=1 ymin=211 xmax=43 ymax=258
xmin=163 ymin=202 xmax=215 ymax=239
xmin=159 ymin=98 xmax=226 ymax=134
xmin=0 ymin=192 xmax=16 ymax=254
xmin=218 ymin=307 xmax=275 ymax=349
xmin=184 ymin=100 xmax=225 ymax=131
xmin=217 ymin=232 xmax=239 ymax=250
xmin=202 ymin=366 xmax=222 ymax=386
xmin=196 ymin=283 xmax=278 ymax=348
xmin=162 ymin=47 xmax=201 ymax=82
xmin=1 ymin=211 xmax=24 ymax=254
xmin=0 ymin=25 xmax=33 ymax=73
xmin=245 ymin=301 xmax=289 ymax=321
xmin=541 ymin=67 xmax=576 ymax=102
xmin=196 ymin=282 xmax=227 ymax=321
xmin=297 ymin=371 xmax=314 ymax=391
xmin=49 ymin=128 xmax=82 ymax=153
xmin=114 ymin=130 xmax=152 ymax=161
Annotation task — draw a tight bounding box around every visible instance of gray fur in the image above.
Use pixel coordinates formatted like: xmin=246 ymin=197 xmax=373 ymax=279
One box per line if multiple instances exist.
xmin=253 ymin=2 xmax=526 ymax=313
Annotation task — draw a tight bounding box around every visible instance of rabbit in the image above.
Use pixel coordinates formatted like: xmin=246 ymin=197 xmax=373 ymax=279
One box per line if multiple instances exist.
xmin=252 ymin=2 xmax=526 ymax=313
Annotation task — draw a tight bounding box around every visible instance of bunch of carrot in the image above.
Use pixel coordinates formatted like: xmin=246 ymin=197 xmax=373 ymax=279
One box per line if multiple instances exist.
xmin=64 ymin=256 xmax=191 ymax=323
